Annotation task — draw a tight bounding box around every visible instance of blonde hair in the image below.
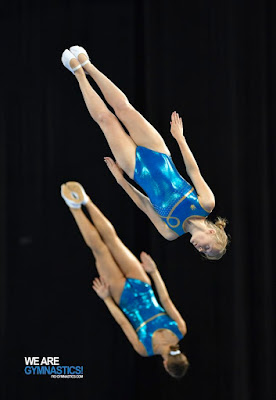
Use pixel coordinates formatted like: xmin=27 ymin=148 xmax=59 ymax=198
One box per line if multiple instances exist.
xmin=166 ymin=345 xmax=189 ymax=379
xmin=205 ymin=217 xmax=229 ymax=260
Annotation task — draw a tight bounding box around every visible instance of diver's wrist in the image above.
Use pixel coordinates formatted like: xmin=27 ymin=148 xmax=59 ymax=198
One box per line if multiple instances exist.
xmin=103 ymin=295 xmax=113 ymax=303
xmin=176 ymin=136 xmax=187 ymax=145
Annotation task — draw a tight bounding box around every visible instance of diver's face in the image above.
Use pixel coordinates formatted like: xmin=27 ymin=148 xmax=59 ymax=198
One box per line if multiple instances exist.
xmin=190 ymin=230 xmax=217 ymax=256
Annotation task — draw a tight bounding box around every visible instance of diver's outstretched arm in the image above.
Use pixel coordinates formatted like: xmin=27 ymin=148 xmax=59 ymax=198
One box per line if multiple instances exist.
xmin=140 ymin=252 xmax=187 ymax=335
xmin=92 ymin=277 xmax=147 ymax=356
xmin=170 ymin=111 xmax=215 ymax=211
xmin=104 ymin=157 xmax=178 ymax=241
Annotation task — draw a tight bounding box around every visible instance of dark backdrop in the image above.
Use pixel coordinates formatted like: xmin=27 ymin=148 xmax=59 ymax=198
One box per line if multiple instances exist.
xmin=1 ymin=1 xmax=275 ymax=399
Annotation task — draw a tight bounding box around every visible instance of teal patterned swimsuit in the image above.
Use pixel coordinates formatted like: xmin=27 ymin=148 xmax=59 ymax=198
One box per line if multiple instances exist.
xmin=134 ymin=146 xmax=210 ymax=236
xmin=119 ymin=278 xmax=183 ymax=356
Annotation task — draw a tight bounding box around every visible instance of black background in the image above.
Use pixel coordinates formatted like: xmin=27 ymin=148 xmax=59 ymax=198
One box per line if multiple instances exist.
xmin=1 ymin=1 xmax=275 ymax=399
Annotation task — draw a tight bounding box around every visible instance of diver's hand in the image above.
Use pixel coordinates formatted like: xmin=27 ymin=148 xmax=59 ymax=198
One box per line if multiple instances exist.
xmin=170 ymin=111 xmax=184 ymax=142
xmin=104 ymin=157 xmax=124 ymax=184
xmin=140 ymin=252 xmax=157 ymax=274
xmin=92 ymin=276 xmax=111 ymax=299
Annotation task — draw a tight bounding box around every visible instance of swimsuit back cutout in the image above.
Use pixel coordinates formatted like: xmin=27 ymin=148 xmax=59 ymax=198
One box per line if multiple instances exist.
xmin=119 ymin=278 xmax=183 ymax=356
xmin=134 ymin=146 xmax=210 ymax=236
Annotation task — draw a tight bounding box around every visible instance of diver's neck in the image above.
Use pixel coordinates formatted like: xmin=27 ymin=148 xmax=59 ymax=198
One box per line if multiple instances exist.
xmin=154 ymin=343 xmax=171 ymax=359
xmin=185 ymin=217 xmax=207 ymax=234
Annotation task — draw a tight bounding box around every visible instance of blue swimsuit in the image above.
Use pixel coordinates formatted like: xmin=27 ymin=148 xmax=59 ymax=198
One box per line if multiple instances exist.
xmin=134 ymin=146 xmax=210 ymax=236
xmin=119 ymin=278 xmax=183 ymax=356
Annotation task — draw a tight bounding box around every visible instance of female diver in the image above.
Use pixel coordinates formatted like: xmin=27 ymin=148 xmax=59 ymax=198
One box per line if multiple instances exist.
xmin=61 ymin=45 xmax=228 ymax=260
xmin=61 ymin=181 xmax=189 ymax=378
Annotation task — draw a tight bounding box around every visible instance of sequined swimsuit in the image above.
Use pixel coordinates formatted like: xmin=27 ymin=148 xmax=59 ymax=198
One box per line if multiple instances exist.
xmin=134 ymin=146 xmax=210 ymax=236
xmin=119 ymin=278 xmax=183 ymax=356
